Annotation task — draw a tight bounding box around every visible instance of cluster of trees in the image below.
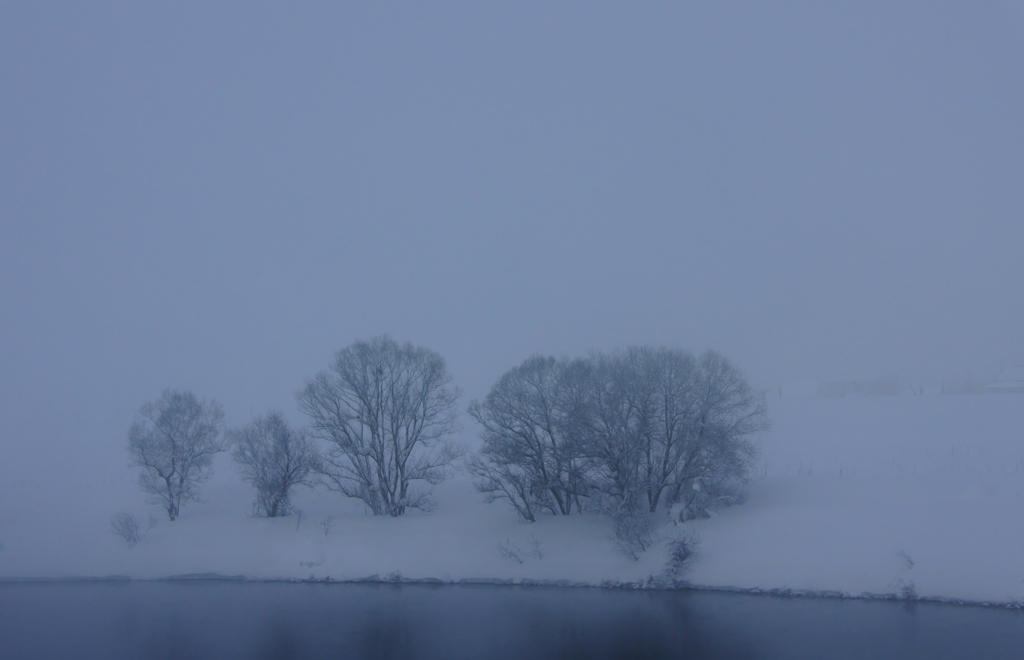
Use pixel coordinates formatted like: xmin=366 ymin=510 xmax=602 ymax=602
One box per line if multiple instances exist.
xmin=467 ymin=349 xmax=768 ymax=541
xmin=126 ymin=337 xmax=767 ymax=553
xmin=126 ymin=336 xmax=463 ymax=520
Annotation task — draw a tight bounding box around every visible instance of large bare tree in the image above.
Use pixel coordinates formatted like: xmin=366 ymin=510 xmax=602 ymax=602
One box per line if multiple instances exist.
xmin=127 ymin=389 xmax=225 ymax=521
xmin=229 ymin=412 xmax=320 ymax=517
xmin=585 ymin=348 xmax=767 ymax=519
xmin=667 ymin=350 xmax=768 ymax=520
xmin=468 ymin=355 xmax=591 ymax=521
xmin=584 ymin=348 xmax=658 ymax=515
xmin=297 ymin=336 xmax=463 ymax=516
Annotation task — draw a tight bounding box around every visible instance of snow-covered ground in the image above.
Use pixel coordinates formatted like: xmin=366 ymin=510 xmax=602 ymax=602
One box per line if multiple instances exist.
xmin=2 ymin=394 xmax=1022 ymax=605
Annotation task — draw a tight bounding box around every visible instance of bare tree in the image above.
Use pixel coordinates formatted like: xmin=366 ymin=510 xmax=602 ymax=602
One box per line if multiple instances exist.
xmin=586 ymin=348 xmax=768 ymax=520
xmin=639 ymin=347 xmax=701 ymax=513
xmin=127 ymin=390 xmax=225 ymax=521
xmin=110 ymin=511 xmax=157 ymax=548
xmin=468 ymin=355 xmax=590 ymax=521
xmin=668 ymin=350 xmax=768 ymax=520
xmin=584 ymin=347 xmax=701 ymax=515
xmin=297 ymin=336 xmax=463 ymax=516
xmin=229 ymin=412 xmax=320 ymax=517
xmin=584 ymin=348 xmax=659 ymax=517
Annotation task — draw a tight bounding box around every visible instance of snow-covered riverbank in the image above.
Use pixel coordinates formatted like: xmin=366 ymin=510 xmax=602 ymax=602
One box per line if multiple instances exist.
xmin=2 ymin=394 xmax=1022 ymax=605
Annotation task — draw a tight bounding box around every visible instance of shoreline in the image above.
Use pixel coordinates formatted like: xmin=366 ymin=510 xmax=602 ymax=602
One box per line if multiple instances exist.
xmin=3 ymin=572 xmax=1022 ymax=611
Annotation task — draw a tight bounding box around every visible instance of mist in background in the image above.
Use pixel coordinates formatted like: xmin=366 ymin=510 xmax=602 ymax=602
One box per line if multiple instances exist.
xmin=2 ymin=2 xmax=1022 ymax=478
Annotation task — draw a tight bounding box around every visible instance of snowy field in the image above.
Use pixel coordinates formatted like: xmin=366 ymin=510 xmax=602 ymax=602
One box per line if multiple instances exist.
xmin=1 ymin=393 xmax=1022 ymax=606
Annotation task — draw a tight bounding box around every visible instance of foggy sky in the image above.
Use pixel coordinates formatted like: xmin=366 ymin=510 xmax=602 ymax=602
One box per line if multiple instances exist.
xmin=2 ymin=2 xmax=1022 ymax=470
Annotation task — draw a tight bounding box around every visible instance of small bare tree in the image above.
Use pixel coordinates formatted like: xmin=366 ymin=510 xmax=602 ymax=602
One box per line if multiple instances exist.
xmin=110 ymin=512 xmax=157 ymax=548
xmin=230 ymin=412 xmax=320 ymax=517
xmin=110 ymin=512 xmax=141 ymax=547
xmin=297 ymin=335 xmax=463 ymax=516
xmin=127 ymin=389 xmax=225 ymax=521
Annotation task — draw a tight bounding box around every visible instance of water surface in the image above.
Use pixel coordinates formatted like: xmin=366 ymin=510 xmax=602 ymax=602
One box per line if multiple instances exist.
xmin=1 ymin=581 xmax=1021 ymax=659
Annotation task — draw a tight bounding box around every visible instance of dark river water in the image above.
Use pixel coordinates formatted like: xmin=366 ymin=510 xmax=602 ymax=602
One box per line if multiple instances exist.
xmin=1 ymin=581 xmax=1021 ymax=659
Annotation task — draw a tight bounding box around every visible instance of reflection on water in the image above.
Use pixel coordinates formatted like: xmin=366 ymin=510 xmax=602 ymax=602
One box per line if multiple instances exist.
xmin=1 ymin=581 xmax=1022 ymax=659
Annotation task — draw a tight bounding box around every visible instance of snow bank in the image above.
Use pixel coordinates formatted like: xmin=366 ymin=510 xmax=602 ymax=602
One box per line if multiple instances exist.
xmin=687 ymin=394 xmax=1024 ymax=604
xmin=1 ymin=394 xmax=1022 ymax=605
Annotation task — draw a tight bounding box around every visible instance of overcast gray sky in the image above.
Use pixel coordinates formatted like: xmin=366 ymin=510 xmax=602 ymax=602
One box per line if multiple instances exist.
xmin=2 ymin=2 xmax=1022 ymax=467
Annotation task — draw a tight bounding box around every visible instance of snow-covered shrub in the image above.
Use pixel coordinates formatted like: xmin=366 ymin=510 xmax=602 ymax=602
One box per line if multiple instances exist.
xmin=611 ymin=506 xmax=657 ymax=561
xmin=892 ymin=550 xmax=917 ymax=599
xmin=893 ymin=578 xmax=917 ymax=600
xmin=528 ymin=533 xmax=544 ymax=560
xmin=497 ymin=535 xmax=545 ymax=564
xmin=498 ymin=539 xmax=525 ymax=564
xmin=110 ymin=511 xmax=155 ymax=548
xmin=664 ymin=530 xmax=700 ymax=579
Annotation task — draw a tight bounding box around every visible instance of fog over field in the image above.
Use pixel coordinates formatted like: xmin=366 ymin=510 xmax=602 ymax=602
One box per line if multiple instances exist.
xmin=1 ymin=3 xmax=1023 ymax=594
